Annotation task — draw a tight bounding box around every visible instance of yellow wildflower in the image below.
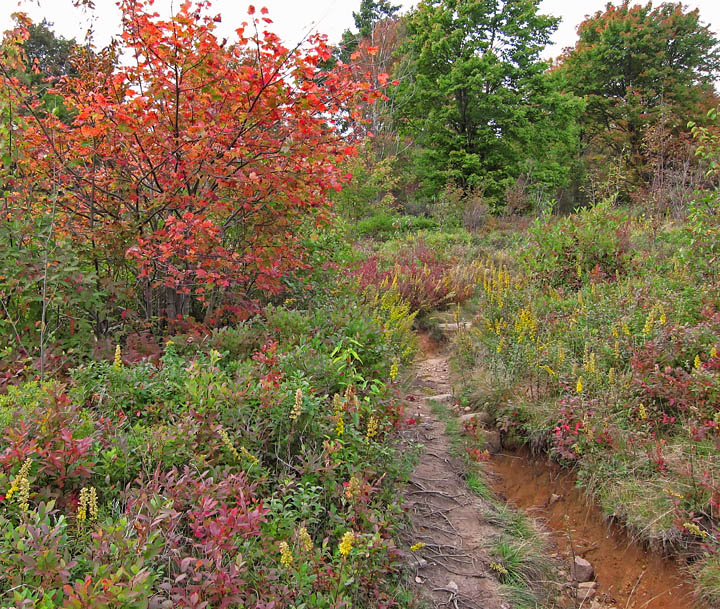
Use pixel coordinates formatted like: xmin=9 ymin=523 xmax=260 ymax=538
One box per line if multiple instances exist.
xmin=638 ymin=403 xmax=647 ymax=420
xmin=695 ymin=354 xmax=702 ymax=370
xmin=490 ymin=561 xmax=509 ymax=575
xmin=218 ymin=427 xmax=242 ymax=462
xmin=17 ymin=477 xmax=30 ymax=512
xmin=333 ymin=393 xmax=343 ymax=414
xmin=345 ymin=475 xmax=362 ymax=500
xmin=240 ymin=446 xmax=259 ymax=465
xmin=557 ymin=344 xmax=565 ymax=364
xmin=279 ymin=541 xmax=293 ymax=567
xmin=608 ymin=368 xmax=616 ymax=385
xmin=299 ymin=527 xmax=313 ymax=552
xmin=683 ymin=522 xmax=708 ymax=538
xmin=113 ymin=345 xmax=122 ymax=369
xmin=77 ymin=486 xmax=98 ymax=522
xmin=576 ymin=377 xmax=583 ymax=393
xmin=366 ymin=415 xmax=378 ymax=443
xmin=6 ymin=457 xmax=32 ymax=502
xmin=496 ymin=338 xmax=504 ymax=354
xmin=77 ymin=487 xmax=89 ymax=522
xmin=612 ymin=325 xmax=619 ymax=338
xmin=622 ymin=321 xmax=630 ymax=336
xmin=291 ymin=388 xmax=303 ymax=421
xmin=338 ymin=531 xmax=355 ymax=556
xmin=614 ymin=340 xmax=620 ymax=360
xmin=410 ymin=542 xmax=426 ymax=552
xmin=389 ymin=359 xmax=399 ymax=381
xmin=336 ymin=414 xmax=344 ymax=437
xmin=659 ymin=306 xmax=667 ymax=325
xmin=712 ymin=346 xmax=718 ymax=359
xmin=539 ymin=364 xmax=556 ymax=377
xmin=88 ymin=486 xmax=98 ymax=520
xmin=642 ymin=309 xmax=656 ymax=337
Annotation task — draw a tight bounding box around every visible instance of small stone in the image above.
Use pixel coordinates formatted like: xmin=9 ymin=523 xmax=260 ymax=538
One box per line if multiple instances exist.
xmin=576 ymin=583 xmax=596 ymax=602
xmin=480 ymin=429 xmax=502 ymax=453
xmin=426 ymin=394 xmax=454 ymax=405
xmin=457 ymin=410 xmax=492 ymax=427
xmin=578 ymin=581 xmax=598 ymax=590
xmin=438 ymin=322 xmax=472 ymax=332
xmin=447 ymin=580 xmax=458 ymax=593
xmin=549 ymin=493 xmax=562 ymax=505
xmin=572 ymin=556 xmax=594 ymax=582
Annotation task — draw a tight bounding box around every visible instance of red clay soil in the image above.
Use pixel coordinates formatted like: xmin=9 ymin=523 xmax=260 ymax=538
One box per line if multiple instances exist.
xmin=487 ymin=450 xmax=700 ymax=609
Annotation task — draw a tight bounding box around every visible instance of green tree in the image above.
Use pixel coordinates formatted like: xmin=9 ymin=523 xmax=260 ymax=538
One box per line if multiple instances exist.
xmin=399 ymin=0 xmax=582 ymax=205
xmin=558 ymin=1 xmax=720 ymax=192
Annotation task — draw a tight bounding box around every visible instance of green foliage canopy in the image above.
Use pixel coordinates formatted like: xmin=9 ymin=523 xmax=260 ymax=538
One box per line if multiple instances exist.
xmin=398 ymin=0 xmax=583 ymax=204
xmin=558 ymin=1 xmax=720 ymax=181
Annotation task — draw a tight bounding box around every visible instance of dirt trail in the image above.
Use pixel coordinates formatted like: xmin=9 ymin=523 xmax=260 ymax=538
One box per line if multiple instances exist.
xmin=401 ymin=333 xmax=701 ymax=609
xmin=400 ymin=346 xmax=508 ymax=609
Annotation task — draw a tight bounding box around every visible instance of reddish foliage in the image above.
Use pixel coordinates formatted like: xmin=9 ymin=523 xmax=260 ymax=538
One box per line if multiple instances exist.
xmin=3 ymin=0 xmax=383 ymax=322
xmin=355 ymin=241 xmax=473 ymax=313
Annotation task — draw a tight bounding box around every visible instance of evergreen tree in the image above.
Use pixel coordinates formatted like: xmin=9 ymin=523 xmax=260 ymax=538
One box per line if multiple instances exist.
xmin=399 ymin=0 xmax=582 ymax=204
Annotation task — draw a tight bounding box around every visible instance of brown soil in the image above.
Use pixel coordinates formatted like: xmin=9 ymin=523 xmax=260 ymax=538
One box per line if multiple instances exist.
xmin=401 ymin=332 xmax=701 ymax=609
xmin=487 ymin=450 xmax=700 ymax=609
xmin=400 ymin=351 xmax=508 ymax=609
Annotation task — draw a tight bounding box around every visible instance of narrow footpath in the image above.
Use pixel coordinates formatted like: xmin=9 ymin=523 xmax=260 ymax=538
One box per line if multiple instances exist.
xmin=399 ymin=341 xmax=509 ymax=609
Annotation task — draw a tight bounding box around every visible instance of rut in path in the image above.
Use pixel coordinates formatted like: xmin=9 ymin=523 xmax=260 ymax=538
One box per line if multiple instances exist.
xmin=399 ymin=349 xmax=509 ymax=609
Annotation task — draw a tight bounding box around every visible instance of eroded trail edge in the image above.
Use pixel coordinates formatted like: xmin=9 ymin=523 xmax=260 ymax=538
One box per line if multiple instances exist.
xmin=400 ymin=333 xmax=701 ymax=609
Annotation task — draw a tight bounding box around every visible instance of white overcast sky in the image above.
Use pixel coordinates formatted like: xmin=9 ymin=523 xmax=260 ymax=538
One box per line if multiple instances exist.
xmin=1 ymin=0 xmax=719 ymax=61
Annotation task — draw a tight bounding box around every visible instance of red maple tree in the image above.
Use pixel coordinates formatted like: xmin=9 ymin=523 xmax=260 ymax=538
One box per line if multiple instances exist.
xmin=4 ymin=0 xmax=383 ymax=323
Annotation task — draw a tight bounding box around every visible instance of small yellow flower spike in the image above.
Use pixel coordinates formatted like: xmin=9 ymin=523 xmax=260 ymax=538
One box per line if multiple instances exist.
xmin=490 ymin=561 xmax=509 ymax=575
xmin=389 ymin=359 xmax=399 ymax=381
xmin=683 ymin=522 xmax=708 ymax=538
xmin=608 ymin=368 xmax=616 ymax=385
xmin=711 ymin=346 xmax=718 ymax=359
xmin=339 ymin=531 xmax=355 ymax=556
xmin=240 ymin=446 xmax=259 ymax=466
xmin=17 ymin=477 xmax=30 ymax=512
xmin=576 ymin=377 xmax=583 ymax=393
xmin=366 ymin=415 xmax=378 ymax=443
xmin=638 ymin=403 xmax=647 ymax=420
xmin=299 ymin=527 xmax=313 ymax=552
xmin=279 ymin=541 xmax=293 ymax=567
xmin=291 ymin=388 xmax=303 ymax=421
xmin=6 ymin=457 xmax=32 ymax=502
xmin=695 ymin=354 xmax=702 ymax=370
xmin=113 ymin=345 xmax=122 ymax=369
xmin=410 ymin=542 xmax=426 ymax=552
